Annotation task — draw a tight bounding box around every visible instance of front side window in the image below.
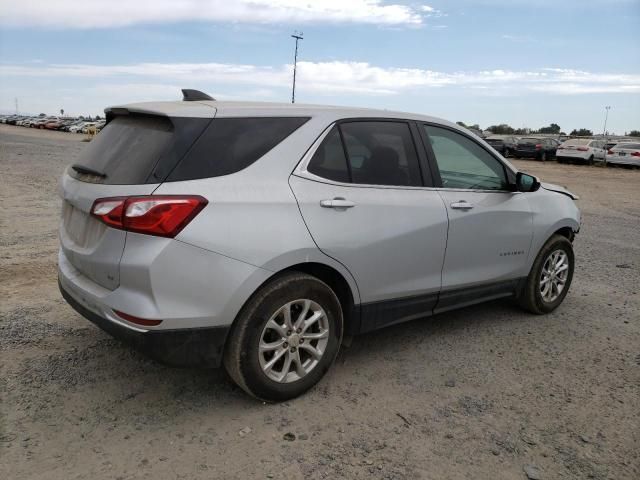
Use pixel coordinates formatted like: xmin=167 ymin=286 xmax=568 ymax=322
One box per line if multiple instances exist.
xmin=306 ymin=121 xmax=423 ymax=187
xmin=424 ymin=125 xmax=509 ymax=191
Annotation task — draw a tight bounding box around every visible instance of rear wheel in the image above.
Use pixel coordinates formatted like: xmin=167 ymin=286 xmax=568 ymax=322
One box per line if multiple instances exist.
xmin=503 ymin=148 xmax=510 ymax=158
xmin=587 ymin=155 xmax=594 ymax=166
xmin=517 ymin=234 xmax=574 ymax=314
xmin=224 ymin=272 xmax=343 ymax=401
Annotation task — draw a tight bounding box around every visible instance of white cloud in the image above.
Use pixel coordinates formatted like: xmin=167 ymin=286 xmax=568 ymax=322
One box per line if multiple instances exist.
xmin=0 ymin=0 xmax=435 ymax=28
xmin=2 ymin=61 xmax=638 ymax=97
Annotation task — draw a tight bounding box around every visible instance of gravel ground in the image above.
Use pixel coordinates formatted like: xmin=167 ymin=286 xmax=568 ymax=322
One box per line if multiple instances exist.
xmin=1 ymin=124 xmax=638 ymax=480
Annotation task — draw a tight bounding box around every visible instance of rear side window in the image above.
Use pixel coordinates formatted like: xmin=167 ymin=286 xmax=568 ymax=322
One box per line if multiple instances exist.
xmin=168 ymin=117 xmax=309 ymax=181
xmin=307 ymin=121 xmax=423 ymax=187
xmin=307 ymin=127 xmax=350 ymax=183
xmin=341 ymin=122 xmax=422 ymax=187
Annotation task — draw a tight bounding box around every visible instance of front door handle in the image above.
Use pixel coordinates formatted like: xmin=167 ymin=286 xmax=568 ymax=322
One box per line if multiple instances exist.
xmin=320 ymin=198 xmax=355 ymax=209
xmin=450 ymin=200 xmax=474 ymax=210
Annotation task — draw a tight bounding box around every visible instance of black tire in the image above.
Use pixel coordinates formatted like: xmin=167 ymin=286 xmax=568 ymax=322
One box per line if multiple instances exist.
xmin=503 ymin=148 xmax=510 ymax=158
xmin=224 ymin=272 xmax=343 ymax=401
xmin=557 ymin=157 xmax=565 ymax=164
xmin=587 ymin=155 xmax=594 ymax=166
xmin=517 ymin=234 xmax=575 ymax=315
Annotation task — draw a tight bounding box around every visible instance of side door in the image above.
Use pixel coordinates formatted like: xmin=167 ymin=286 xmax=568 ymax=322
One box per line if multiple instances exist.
xmin=290 ymin=120 xmax=448 ymax=330
xmin=419 ymin=124 xmax=534 ymax=301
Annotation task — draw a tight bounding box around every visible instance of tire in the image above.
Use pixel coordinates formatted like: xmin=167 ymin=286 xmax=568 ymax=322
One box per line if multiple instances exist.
xmin=224 ymin=272 xmax=343 ymax=401
xmin=503 ymin=148 xmax=510 ymax=158
xmin=557 ymin=157 xmax=565 ymax=164
xmin=517 ymin=234 xmax=575 ymax=315
xmin=587 ymin=155 xmax=594 ymax=166
xmin=540 ymin=151 xmax=547 ymax=162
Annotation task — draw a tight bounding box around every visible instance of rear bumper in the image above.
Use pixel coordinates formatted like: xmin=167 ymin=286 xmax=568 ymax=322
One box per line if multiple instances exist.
xmin=59 ymin=279 xmax=229 ymax=367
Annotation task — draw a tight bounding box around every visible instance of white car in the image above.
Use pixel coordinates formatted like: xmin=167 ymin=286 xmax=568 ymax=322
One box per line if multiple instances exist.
xmin=556 ymin=139 xmax=607 ymax=165
xmin=69 ymin=122 xmax=89 ymax=133
xmin=606 ymin=142 xmax=640 ymax=167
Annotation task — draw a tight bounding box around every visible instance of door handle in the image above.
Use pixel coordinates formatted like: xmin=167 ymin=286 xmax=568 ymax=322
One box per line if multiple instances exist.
xmin=320 ymin=198 xmax=355 ymax=209
xmin=450 ymin=200 xmax=474 ymax=210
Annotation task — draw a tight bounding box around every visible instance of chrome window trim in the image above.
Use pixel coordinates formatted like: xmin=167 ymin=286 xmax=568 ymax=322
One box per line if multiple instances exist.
xmin=292 ymin=121 xmax=516 ymax=194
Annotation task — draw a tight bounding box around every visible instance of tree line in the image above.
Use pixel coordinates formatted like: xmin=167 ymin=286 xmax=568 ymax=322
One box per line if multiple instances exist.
xmin=457 ymin=121 xmax=640 ymax=137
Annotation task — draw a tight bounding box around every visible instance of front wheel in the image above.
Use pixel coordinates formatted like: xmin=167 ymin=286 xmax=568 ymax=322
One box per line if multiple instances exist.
xmin=517 ymin=234 xmax=575 ymax=314
xmin=503 ymin=148 xmax=510 ymax=158
xmin=224 ymin=272 xmax=343 ymax=401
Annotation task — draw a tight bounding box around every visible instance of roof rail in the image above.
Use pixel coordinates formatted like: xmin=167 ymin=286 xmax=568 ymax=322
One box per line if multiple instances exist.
xmin=181 ymin=89 xmax=215 ymax=102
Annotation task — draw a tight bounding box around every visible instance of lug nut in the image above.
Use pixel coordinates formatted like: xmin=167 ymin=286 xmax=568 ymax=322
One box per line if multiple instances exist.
xmin=287 ymin=330 xmax=292 ymax=336
xmin=296 ymin=328 xmax=302 ymax=334
xmin=300 ymin=338 xmax=304 ymax=343
xmin=283 ymin=342 xmax=288 ymax=348
xmin=290 ymin=347 xmax=296 ymax=353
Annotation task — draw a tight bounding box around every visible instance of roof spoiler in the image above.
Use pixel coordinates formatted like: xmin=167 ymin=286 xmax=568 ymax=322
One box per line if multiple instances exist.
xmin=181 ymin=89 xmax=215 ymax=102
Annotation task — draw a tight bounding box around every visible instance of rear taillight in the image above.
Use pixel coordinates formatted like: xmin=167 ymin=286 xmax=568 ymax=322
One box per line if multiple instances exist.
xmin=607 ymin=149 xmax=614 ymax=154
xmin=91 ymin=195 xmax=207 ymax=238
xmin=557 ymin=146 xmax=565 ymax=150
xmin=535 ymin=144 xmax=542 ymax=149
xmin=576 ymin=147 xmax=589 ymax=151
xmin=632 ymin=151 xmax=640 ymax=157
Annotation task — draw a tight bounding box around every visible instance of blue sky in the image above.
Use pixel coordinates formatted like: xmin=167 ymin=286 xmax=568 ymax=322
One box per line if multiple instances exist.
xmin=1 ymin=0 xmax=638 ymax=133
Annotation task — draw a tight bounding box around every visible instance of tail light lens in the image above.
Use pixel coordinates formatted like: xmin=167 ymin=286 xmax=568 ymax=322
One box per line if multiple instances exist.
xmin=576 ymin=147 xmax=589 ymax=151
xmin=535 ymin=144 xmax=542 ymax=149
xmin=632 ymin=151 xmax=640 ymax=157
xmin=557 ymin=146 xmax=565 ymax=150
xmin=91 ymin=195 xmax=208 ymax=238
xmin=607 ymin=149 xmax=614 ymax=154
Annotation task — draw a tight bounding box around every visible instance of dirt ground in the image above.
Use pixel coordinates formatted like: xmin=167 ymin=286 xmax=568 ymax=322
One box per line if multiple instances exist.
xmin=1 ymin=124 xmax=638 ymax=480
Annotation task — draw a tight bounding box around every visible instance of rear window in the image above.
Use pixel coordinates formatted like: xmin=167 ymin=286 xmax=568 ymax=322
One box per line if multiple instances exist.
xmin=616 ymin=143 xmax=640 ymax=150
xmin=564 ymin=139 xmax=591 ymax=146
xmin=72 ymin=115 xmax=308 ymax=184
xmin=167 ymin=117 xmax=309 ymax=182
xmin=73 ymin=114 xmax=210 ymax=184
xmin=519 ymin=138 xmax=542 ymax=143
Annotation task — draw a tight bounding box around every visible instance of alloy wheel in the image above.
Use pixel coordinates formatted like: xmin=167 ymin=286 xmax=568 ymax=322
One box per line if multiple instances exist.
xmin=258 ymin=299 xmax=330 ymax=383
xmin=539 ymin=249 xmax=569 ymax=303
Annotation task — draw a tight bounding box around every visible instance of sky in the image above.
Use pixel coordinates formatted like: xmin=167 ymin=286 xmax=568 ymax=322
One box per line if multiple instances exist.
xmin=0 ymin=0 xmax=639 ymax=134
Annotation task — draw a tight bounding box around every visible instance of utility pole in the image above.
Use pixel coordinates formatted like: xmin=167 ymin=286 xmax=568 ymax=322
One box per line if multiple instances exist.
xmin=291 ymin=31 xmax=303 ymax=104
xmin=602 ymin=106 xmax=611 ymax=138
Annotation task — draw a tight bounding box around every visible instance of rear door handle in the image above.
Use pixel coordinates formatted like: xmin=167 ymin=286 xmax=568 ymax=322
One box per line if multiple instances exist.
xmin=320 ymin=198 xmax=355 ymax=209
xmin=450 ymin=200 xmax=474 ymax=210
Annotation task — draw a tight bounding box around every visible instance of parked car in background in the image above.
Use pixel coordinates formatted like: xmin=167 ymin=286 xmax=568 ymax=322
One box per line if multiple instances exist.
xmin=69 ymin=122 xmax=89 ymax=133
xmin=44 ymin=120 xmax=64 ymax=130
xmin=556 ymin=139 xmax=606 ymax=165
xmin=58 ymin=94 xmax=581 ymax=401
xmin=606 ymin=142 xmax=640 ymax=167
xmin=484 ymin=135 xmax=518 ymax=157
xmin=514 ymin=137 xmax=557 ymax=161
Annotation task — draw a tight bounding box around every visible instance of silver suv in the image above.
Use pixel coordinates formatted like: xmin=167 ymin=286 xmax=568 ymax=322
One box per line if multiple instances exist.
xmin=58 ymin=91 xmax=580 ymax=401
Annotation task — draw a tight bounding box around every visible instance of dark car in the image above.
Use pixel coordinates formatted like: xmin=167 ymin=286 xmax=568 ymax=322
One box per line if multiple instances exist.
xmin=484 ymin=135 xmax=518 ymax=158
xmin=514 ymin=137 xmax=557 ymax=161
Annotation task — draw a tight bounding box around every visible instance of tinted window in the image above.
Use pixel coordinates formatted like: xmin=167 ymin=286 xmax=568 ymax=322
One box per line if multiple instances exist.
xmin=339 ymin=121 xmax=422 ymax=186
xmin=307 ymin=127 xmax=350 ymax=183
xmin=424 ymin=125 xmax=508 ymax=191
xmin=168 ymin=117 xmax=309 ymax=181
xmin=74 ymin=115 xmax=181 ymax=184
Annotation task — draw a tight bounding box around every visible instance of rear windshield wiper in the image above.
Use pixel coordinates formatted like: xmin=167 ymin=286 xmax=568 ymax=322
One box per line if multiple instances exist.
xmin=71 ymin=164 xmax=107 ymax=178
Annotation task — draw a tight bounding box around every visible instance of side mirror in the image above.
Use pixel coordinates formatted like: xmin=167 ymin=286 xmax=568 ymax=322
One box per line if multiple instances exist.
xmin=516 ymin=172 xmax=540 ymax=192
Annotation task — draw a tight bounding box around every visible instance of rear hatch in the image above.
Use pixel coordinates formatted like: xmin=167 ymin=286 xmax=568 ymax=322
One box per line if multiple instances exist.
xmin=517 ymin=138 xmax=541 ymax=151
xmin=59 ymin=111 xmax=213 ymax=290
